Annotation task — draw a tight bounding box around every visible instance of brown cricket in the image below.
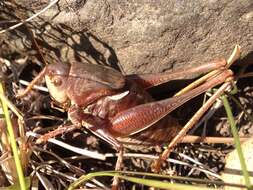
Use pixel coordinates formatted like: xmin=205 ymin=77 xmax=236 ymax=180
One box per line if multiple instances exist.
xmin=17 ymin=50 xmax=236 ymax=175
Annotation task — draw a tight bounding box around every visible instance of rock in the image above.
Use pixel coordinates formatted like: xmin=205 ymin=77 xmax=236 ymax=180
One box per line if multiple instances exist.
xmin=222 ymin=137 xmax=253 ymax=190
xmin=1 ymin=0 xmax=253 ymax=74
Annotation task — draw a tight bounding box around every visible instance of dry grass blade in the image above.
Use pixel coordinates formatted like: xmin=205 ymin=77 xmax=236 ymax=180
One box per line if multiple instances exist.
xmin=0 ymin=0 xmax=59 ymax=34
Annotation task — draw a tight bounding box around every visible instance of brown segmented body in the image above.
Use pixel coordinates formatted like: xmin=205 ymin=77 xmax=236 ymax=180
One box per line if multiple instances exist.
xmin=18 ymin=58 xmax=232 ymax=150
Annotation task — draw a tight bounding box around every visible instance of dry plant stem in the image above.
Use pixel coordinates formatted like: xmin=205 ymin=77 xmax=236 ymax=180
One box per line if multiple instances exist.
xmin=0 ymin=0 xmax=59 ymax=34
xmin=112 ymin=148 xmax=124 ymax=190
xmin=105 ymin=152 xmax=221 ymax=179
xmin=0 ymin=120 xmax=17 ymax=183
xmin=239 ymin=72 xmax=253 ymax=78
xmin=182 ymin=135 xmax=249 ymax=144
xmin=27 ymin=115 xmax=64 ymax=121
xmin=28 ymin=28 xmax=48 ymax=65
xmin=19 ymin=80 xmax=48 ymax=92
xmin=17 ymin=119 xmax=29 ymax=170
xmin=189 ymin=98 xmax=222 ymax=134
xmin=16 ymin=67 xmax=47 ymax=98
xmin=27 ymin=131 xmax=106 ymax=160
xmin=153 ymin=81 xmax=232 ymax=172
xmin=0 ymin=120 xmax=11 ymax=152
xmin=0 ymin=93 xmax=23 ymax=121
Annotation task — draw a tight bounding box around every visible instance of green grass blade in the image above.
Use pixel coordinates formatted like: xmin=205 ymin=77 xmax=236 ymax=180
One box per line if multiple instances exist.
xmin=68 ymin=171 xmax=217 ymax=190
xmin=0 ymin=82 xmax=26 ymax=190
xmin=221 ymin=95 xmax=252 ymax=189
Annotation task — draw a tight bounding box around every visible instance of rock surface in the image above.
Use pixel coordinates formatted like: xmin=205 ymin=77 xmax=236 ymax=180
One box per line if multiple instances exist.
xmin=1 ymin=0 xmax=253 ymax=74
xmin=222 ymin=137 xmax=253 ymax=190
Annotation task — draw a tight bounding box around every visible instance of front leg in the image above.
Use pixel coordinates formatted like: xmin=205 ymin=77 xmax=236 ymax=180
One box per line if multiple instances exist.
xmin=36 ymin=124 xmax=79 ymax=144
xmin=68 ymin=106 xmax=122 ymax=151
xmin=36 ymin=105 xmax=122 ymax=151
xmin=68 ymin=106 xmax=124 ymax=189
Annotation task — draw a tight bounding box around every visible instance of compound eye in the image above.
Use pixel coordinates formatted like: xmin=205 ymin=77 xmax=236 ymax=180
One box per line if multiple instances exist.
xmin=52 ymin=77 xmax=62 ymax=86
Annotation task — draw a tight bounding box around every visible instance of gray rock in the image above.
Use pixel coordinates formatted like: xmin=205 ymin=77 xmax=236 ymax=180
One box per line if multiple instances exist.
xmin=2 ymin=0 xmax=253 ymax=74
